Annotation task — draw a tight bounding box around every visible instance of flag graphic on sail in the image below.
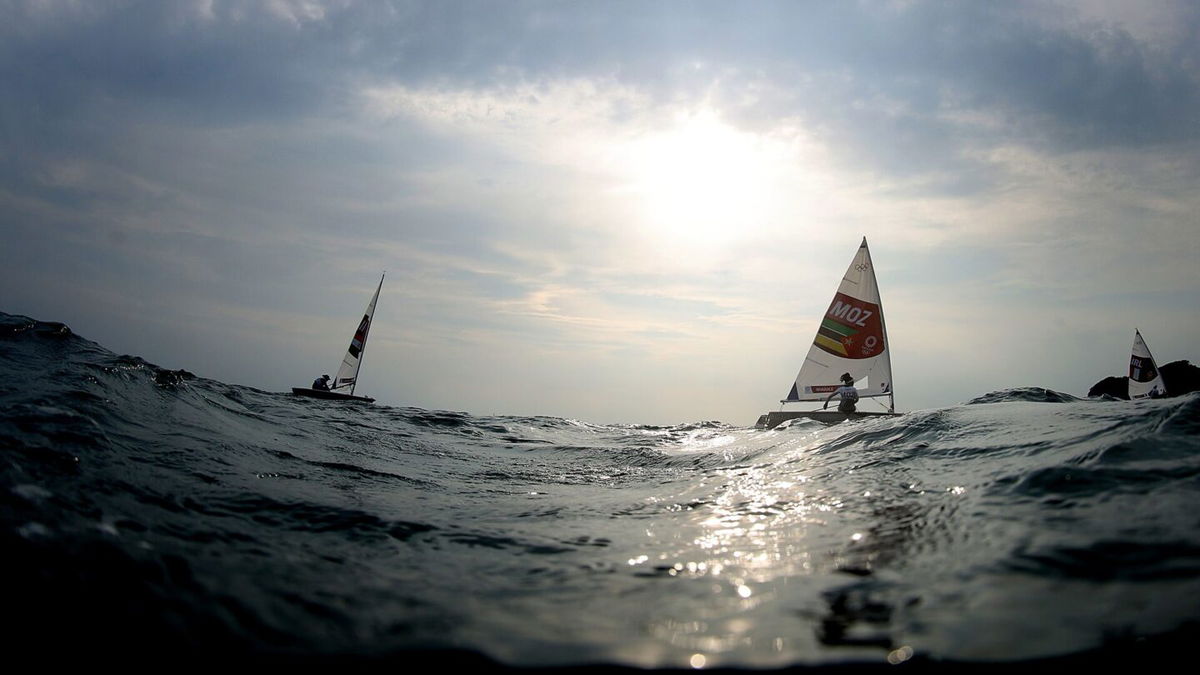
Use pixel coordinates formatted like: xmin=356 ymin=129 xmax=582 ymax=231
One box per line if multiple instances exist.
xmin=1128 ymin=329 xmax=1166 ymax=399
xmin=814 ymin=292 xmax=885 ymax=359
xmin=333 ymin=274 xmax=384 ymax=395
xmin=348 ymin=315 xmax=370 ymax=358
xmin=784 ymin=238 xmax=893 ymax=409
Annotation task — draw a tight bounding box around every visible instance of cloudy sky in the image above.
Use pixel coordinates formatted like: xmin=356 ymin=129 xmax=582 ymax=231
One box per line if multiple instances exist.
xmin=3 ymin=0 xmax=1198 ymax=424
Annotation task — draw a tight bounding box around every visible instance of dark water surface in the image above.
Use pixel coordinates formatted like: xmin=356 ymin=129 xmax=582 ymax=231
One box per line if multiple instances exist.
xmin=3 ymin=312 xmax=1199 ymax=672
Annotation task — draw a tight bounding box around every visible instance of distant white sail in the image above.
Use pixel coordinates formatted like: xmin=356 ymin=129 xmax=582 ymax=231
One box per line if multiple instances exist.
xmin=1128 ymin=329 xmax=1166 ymax=399
xmin=332 ymin=274 xmax=384 ymax=396
xmin=783 ymin=237 xmax=894 ymax=411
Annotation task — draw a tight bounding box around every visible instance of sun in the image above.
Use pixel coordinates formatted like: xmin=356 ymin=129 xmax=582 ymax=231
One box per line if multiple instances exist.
xmin=611 ymin=109 xmax=786 ymax=253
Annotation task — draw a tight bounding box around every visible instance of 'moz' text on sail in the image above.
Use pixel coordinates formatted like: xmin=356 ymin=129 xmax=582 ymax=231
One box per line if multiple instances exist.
xmin=829 ymin=301 xmax=872 ymax=327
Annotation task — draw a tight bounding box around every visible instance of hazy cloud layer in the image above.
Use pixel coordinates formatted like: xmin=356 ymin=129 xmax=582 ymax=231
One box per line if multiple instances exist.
xmin=3 ymin=0 xmax=1198 ymax=423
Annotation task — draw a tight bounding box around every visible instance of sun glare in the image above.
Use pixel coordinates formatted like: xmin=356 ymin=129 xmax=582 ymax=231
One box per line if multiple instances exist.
xmin=612 ymin=110 xmax=787 ymax=253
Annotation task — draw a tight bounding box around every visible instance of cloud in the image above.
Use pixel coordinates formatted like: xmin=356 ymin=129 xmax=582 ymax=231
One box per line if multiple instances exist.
xmin=2 ymin=0 xmax=1198 ymax=422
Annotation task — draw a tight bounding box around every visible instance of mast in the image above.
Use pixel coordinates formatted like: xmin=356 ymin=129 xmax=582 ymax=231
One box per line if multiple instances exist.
xmin=866 ymin=238 xmax=895 ymax=413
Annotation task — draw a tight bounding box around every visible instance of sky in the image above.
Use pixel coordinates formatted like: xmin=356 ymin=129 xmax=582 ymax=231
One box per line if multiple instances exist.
xmin=2 ymin=0 xmax=1198 ymax=425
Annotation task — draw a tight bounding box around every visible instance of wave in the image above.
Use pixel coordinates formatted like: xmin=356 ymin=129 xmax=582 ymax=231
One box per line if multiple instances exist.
xmin=965 ymin=386 xmax=1083 ymax=404
xmin=4 ymin=310 xmax=1200 ymax=671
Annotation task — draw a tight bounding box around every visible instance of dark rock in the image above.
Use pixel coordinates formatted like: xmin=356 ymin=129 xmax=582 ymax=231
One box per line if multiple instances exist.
xmin=1087 ymin=375 xmax=1129 ymax=399
xmin=1087 ymin=360 xmax=1200 ymax=399
xmin=1163 ymin=360 xmax=1200 ymax=396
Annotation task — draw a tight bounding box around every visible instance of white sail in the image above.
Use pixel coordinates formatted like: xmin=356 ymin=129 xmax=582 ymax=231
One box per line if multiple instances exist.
xmin=782 ymin=237 xmax=894 ymax=411
xmin=1128 ymin=329 xmax=1166 ymax=399
xmin=332 ymin=274 xmax=384 ymax=395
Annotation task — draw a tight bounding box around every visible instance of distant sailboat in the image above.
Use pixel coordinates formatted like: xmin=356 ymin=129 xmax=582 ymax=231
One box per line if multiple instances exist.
xmin=293 ymin=274 xmax=384 ymax=403
xmin=756 ymin=238 xmax=898 ymax=429
xmin=1128 ymin=329 xmax=1166 ymax=399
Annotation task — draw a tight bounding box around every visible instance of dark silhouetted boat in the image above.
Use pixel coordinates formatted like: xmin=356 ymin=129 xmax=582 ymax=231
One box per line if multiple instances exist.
xmin=293 ymin=274 xmax=383 ymax=404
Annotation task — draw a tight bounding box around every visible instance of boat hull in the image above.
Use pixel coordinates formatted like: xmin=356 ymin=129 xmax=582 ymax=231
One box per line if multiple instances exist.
xmin=291 ymin=387 xmax=375 ymax=403
xmin=755 ymin=410 xmax=897 ymax=429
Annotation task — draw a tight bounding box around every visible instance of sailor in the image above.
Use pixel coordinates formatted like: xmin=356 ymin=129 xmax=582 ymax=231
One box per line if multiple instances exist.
xmin=312 ymin=374 xmax=332 ymax=391
xmin=823 ymin=373 xmax=859 ymax=413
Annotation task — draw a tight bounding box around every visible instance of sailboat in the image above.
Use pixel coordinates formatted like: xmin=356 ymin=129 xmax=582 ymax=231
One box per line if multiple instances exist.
xmin=756 ymin=237 xmax=898 ymax=429
xmin=292 ymin=273 xmax=384 ymax=403
xmin=1128 ymin=329 xmax=1167 ymax=399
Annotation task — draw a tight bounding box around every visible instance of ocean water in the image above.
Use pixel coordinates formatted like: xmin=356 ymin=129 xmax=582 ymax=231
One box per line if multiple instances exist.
xmin=3 ymin=311 xmax=1199 ymax=672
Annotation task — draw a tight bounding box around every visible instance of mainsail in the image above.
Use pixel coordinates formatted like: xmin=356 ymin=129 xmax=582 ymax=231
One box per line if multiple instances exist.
xmin=332 ymin=273 xmax=384 ymax=396
xmin=782 ymin=237 xmax=894 ymax=412
xmin=1128 ymin=329 xmax=1166 ymax=399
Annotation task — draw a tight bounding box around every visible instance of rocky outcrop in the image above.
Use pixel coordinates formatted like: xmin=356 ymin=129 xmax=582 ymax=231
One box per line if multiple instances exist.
xmin=1087 ymin=360 xmax=1200 ymax=399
